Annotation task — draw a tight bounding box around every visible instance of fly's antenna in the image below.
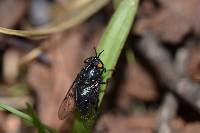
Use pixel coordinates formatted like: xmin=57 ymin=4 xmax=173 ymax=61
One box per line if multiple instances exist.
xmin=98 ymin=50 xmax=104 ymax=57
xmin=93 ymin=47 xmax=97 ymax=57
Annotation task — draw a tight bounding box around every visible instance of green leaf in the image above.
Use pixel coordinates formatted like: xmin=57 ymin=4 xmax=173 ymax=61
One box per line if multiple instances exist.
xmin=112 ymin=0 xmax=122 ymax=8
xmin=0 ymin=103 xmax=59 ymax=133
xmin=126 ymin=48 xmax=136 ymax=64
xmin=27 ymin=104 xmax=46 ymax=133
xmin=97 ymin=0 xmax=139 ymax=104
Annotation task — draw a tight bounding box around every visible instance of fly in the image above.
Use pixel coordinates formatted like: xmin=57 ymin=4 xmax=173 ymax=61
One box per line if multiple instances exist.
xmin=58 ymin=49 xmax=106 ymax=124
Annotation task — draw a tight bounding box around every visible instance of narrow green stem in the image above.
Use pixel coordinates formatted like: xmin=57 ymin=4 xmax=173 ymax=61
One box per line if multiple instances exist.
xmin=72 ymin=0 xmax=139 ymax=132
xmin=97 ymin=0 xmax=139 ymax=104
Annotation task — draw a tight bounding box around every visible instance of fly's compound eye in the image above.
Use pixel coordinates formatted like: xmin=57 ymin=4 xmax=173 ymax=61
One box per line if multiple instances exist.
xmin=97 ymin=63 xmax=103 ymax=69
xmin=84 ymin=58 xmax=90 ymax=63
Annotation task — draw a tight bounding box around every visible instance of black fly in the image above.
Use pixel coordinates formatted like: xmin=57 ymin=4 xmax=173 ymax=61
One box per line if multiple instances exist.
xmin=58 ymin=49 xmax=106 ymax=124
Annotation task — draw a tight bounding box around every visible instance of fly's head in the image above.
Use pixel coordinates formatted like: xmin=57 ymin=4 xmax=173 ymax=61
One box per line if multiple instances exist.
xmin=84 ymin=50 xmax=106 ymax=73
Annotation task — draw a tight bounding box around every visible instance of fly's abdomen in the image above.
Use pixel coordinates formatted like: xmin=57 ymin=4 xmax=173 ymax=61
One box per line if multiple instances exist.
xmin=75 ymin=82 xmax=100 ymax=118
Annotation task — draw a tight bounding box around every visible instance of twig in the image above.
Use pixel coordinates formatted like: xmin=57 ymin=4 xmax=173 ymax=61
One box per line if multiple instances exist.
xmin=156 ymin=93 xmax=177 ymax=133
xmin=155 ymin=41 xmax=193 ymax=133
xmin=174 ymin=46 xmax=190 ymax=77
xmin=18 ymin=41 xmax=49 ymax=66
xmin=0 ymin=36 xmax=51 ymax=66
xmin=0 ymin=0 xmax=109 ymax=37
xmin=137 ymin=32 xmax=200 ymax=113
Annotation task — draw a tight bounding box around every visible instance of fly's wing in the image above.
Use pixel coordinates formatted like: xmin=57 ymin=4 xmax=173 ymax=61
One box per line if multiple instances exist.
xmin=58 ymin=82 xmax=76 ymax=120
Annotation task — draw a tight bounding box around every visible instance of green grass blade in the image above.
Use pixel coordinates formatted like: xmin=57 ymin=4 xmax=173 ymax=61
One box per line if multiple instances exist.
xmin=27 ymin=104 xmax=46 ymax=133
xmin=126 ymin=48 xmax=136 ymax=64
xmin=112 ymin=0 xmax=122 ymax=8
xmin=0 ymin=103 xmax=59 ymax=133
xmin=72 ymin=0 xmax=139 ymax=132
xmin=97 ymin=0 xmax=139 ymax=103
xmin=0 ymin=103 xmax=32 ymax=121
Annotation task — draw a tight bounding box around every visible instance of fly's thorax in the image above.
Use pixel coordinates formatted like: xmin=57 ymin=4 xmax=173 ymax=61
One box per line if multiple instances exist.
xmin=82 ymin=65 xmax=102 ymax=85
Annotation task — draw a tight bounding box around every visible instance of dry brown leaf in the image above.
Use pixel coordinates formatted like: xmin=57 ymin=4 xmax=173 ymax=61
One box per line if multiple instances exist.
xmin=181 ymin=122 xmax=200 ymax=133
xmin=187 ymin=45 xmax=200 ymax=82
xmin=134 ymin=0 xmax=200 ymax=43
xmin=116 ymin=63 xmax=158 ymax=112
xmin=0 ymin=0 xmax=27 ymax=28
xmin=95 ymin=112 xmax=155 ymax=133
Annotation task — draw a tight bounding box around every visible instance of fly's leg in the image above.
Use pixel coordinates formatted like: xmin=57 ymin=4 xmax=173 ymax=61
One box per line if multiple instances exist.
xmin=103 ymin=68 xmax=115 ymax=73
xmin=100 ymin=81 xmax=106 ymax=84
xmin=94 ymin=98 xmax=100 ymax=116
xmin=99 ymin=78 xmax=112 ymax=94
xmin=100 ymin=77 xmax=112 ymax=85
xmin=101 ymin=68 xmax=114 ymax=83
